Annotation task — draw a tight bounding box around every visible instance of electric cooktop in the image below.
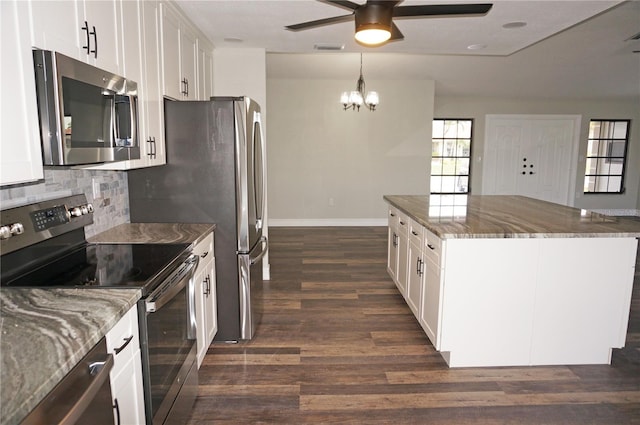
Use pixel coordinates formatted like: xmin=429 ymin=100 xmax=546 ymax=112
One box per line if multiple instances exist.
xmin=2 ymin=243 xmax=191 ymax=294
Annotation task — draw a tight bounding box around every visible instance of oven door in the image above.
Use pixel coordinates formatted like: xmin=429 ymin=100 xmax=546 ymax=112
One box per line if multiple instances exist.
xmin=138 ymin=255 xmax=199 ymax=425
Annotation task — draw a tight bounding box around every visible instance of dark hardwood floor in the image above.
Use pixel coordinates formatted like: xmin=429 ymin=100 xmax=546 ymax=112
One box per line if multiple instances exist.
xmin=187 ymin=227 xmax=640 ymax=424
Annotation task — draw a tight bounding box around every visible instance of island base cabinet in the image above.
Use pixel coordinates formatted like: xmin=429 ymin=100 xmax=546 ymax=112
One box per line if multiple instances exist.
xmin=436 ymin=237 xmax=637 ymax=367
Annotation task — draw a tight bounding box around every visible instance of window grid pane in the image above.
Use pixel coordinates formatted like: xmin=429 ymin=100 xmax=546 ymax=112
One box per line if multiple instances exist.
xmin=431 ymin=119 xmax=472 ymax=194
xmin=583 ymin=119 xmax=630 ymax=194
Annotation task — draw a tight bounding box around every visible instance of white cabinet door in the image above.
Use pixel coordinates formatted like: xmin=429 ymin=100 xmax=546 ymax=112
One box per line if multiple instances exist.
xmin=106 ymin=305 xmax=145 ymax=425
xmin=82 ymin=0 xmax=121 ymax=74
xmin=140 ymin=0 xmax=166 ymax=166
xmin=198 ymin=43 xmax=214 ymax=100
xmin=1 ymin=0 xmax=44 ymax=186
xmin=180 ymin=25 xmax=198 ymax=100
xmin=421 ymin=254 xmax=442 ymax=349
xmin=395 ymin=217 xmax=409 ymax=298
xmin=160 ymin=2 xmax=182 ymax=99
xmin=30 ymin=0 xmax=121 ymax=74
xmin=30 ymin=0 xmax=82 ymax=59
xmin=386 ymin=208 xmax=399 ymax=282
xmin=193 ymin=232 xmax=217 ymax=368
xmin=406 ymin=239 xmax=423 ymax=318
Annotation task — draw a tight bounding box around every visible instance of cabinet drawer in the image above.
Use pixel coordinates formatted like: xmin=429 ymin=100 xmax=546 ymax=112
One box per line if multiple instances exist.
xmin=106 ymin=304 xmax=140 ymax=372
xmin=424 ymin=229 xmax=442 ymax=265
xmin=396 ymin=211 xmax=409 ymax=237
xmin=193 ymin=232 xmax=214 ymax=274
xmin=388 ymin=206 xmax=399 ymax=228
xmin=409 ymin=219 xmax=424 ymax=247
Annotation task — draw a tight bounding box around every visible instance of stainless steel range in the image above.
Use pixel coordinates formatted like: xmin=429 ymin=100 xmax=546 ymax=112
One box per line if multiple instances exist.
xmin=0 ymin=194 xmax=199 ymax=425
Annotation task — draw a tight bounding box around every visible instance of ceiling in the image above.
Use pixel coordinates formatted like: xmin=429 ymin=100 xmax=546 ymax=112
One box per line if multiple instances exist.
xmin=175 ymin=0 xmax=640 ymax=100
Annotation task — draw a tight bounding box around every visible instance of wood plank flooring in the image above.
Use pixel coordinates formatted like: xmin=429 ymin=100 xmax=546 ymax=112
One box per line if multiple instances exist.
xmin=187 ymin=227 xmax=640 ymax=424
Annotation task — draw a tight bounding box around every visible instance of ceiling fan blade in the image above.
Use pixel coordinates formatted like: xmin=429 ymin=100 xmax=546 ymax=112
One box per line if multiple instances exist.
xmin=390 ymin=23 xmax=404 ymax=41
xmin=285 ymin=13 xmax=354 ymax=31
xmin=318 ymin=0 xmax=362 ymax=11
xmin=393 ymin=3 xmax=493 ymax=18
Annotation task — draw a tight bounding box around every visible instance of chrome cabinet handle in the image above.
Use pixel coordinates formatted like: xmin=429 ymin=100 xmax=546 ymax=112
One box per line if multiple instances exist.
xmin=113 ymin=335 xmax=133 ymax=355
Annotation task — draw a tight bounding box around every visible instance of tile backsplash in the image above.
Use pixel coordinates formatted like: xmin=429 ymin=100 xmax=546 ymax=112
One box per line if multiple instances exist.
xmin=0 ymin=169 xmax=129 ymax=238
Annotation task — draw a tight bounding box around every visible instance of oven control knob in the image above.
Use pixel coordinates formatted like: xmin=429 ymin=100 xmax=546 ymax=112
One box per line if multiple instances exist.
xmin=0 ymin=226 xmax=11 ymax=240
xmin=10 ymin=222 xmax=24 ymax=236
xmin=80 ymin=205 xmax=89 ymax=215
xmin=70 ymin=207 xmax=83 ymax=217
xmin=86 ymin=203 xmax=94 ymax=213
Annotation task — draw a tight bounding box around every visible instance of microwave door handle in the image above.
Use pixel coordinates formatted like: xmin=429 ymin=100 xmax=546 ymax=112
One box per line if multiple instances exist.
xmin=112 ymin=97 xmax=119 ymax=146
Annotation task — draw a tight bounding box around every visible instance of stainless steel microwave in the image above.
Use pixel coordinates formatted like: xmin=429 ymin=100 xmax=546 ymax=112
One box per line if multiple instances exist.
xmin=32 ymin=49 xmax=140 ymax=165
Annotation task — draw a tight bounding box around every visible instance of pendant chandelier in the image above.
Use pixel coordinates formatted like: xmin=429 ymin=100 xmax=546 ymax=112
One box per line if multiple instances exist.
xmin=340 ymin=54 xmax=379 ymax=111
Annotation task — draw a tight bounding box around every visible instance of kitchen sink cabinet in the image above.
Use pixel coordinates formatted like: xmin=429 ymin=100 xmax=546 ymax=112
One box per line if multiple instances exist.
xmin=106 ymin=304 xmax=145 ymax=424
xmin=193 ymin=232 xmax=218 ymax=368
xmin=0 ymin=0 xmax=44 ymax=186
xmin=30 ymin=0 xmax=122 ymax=75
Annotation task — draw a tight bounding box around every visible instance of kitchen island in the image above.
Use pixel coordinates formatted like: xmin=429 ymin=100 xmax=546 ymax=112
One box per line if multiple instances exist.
xmin=384 ymin=194 xmax=640 ymax=368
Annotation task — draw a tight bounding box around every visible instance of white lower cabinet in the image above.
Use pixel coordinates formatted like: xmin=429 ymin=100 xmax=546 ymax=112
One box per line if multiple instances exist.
xmin=395 ymin=214 xmax=409 ymax=298
xmin=193 ymin=232 xmax=218 ymax=368
xmin=406 ymin=237 xmax=423 ymax=318
xmin=105 ymin=304 xmax=145 ymax=424
xmin=419 ymin=230 xmax=444 ymax=350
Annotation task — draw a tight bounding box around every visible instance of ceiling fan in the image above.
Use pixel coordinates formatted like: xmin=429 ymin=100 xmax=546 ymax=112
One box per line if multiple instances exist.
xmin=286 ymin=0 xmax=493 ymax=46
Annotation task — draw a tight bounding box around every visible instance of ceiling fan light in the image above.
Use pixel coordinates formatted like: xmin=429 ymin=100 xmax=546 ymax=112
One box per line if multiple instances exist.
xmin=355 ymin=27 xmax=391 ymax=45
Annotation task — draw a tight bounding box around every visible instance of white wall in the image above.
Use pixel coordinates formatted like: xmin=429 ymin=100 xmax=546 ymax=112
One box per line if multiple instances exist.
xmin=213 ymin=48 xmax=266 ymax=111
xmin=434 ymin=97 xmax=640 ymax=210
xmin=267 ymin=77 xmax=434 ymax=225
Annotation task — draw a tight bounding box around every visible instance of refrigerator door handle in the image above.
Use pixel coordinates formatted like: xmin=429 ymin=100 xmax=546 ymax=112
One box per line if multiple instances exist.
xmin=250 ymin=237 xmax=268 ymax=265
xmin=254 ymin=111 xmax=266 ymax=231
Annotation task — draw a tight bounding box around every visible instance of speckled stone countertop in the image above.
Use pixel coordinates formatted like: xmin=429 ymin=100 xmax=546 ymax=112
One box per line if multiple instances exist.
xmin=384 ymin=194 xmax=640 ymax=239
xmin=0 ymin=288 xmax=141 ymax=425
xmin=88 ymin=222 xmax=215 ymax=245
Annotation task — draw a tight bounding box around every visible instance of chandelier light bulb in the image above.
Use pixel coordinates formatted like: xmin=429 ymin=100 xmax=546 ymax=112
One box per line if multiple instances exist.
xmin=365 ymin=91 xmax=379 ymax=106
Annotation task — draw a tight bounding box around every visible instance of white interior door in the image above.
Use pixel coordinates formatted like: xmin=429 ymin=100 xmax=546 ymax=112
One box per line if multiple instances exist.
xmin=483 ymin=115 xmax=580 ymax=206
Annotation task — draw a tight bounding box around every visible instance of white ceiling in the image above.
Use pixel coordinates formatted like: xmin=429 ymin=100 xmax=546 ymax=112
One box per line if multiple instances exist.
xmin=175 ymin=0 xmax=640 ymax=100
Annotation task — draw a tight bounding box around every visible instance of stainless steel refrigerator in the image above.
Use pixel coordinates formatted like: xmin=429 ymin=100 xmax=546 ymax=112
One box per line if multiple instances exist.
xmin=128 ymin=96 xmax=267 ymax=341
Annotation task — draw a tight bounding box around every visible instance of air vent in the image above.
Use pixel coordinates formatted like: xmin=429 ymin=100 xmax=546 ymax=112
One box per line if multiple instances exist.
xmin=314 ymin=43 xmax=345 ymax=51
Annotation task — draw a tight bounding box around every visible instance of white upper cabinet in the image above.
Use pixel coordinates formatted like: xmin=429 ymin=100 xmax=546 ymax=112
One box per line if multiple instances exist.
xmin=161 ymin=2 xmax=203 ymax=100
xmin=198 ymin=41 xmax=214 ymax=100
xmin=1 ymin=0 xmax=44 ymax=186
xmin=30 ymin=0 xmax=122 ymax=74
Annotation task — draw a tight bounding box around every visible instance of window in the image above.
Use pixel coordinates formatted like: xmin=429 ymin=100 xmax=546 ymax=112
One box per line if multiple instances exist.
xmin=431 ymin=119 xmax=472 ymax=194
xmin=583 ymin=120 xmax=630 ymax=193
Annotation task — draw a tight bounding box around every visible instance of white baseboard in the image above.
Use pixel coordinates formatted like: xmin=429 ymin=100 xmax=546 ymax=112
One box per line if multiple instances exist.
xmin=269 ymin=218 xmax=387 ymax=227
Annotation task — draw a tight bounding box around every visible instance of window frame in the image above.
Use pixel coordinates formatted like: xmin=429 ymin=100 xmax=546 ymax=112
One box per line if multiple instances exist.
xmin=583 ymin=119 xmax=631 ymax=194
xmin=430 ymin=118 xmax=474 ymax=195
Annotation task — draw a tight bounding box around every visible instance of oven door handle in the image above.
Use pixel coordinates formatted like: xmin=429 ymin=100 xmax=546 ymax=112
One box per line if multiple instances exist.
xmin=146 ymin=254 xmax=199 ymax=313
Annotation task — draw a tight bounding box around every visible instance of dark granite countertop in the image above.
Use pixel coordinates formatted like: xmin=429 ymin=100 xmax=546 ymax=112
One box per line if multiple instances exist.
xmin=384 ymin=195 xmax=640 ymax=239
xmin=88 ymin=222 xmax=215 ymax=246
xmin=0 ymin=288 xmax=141 ymax=425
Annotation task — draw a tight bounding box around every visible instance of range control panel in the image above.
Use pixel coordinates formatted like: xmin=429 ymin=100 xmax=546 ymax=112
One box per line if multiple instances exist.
xmin=0 ymin=194 xmax=94 ymax=255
